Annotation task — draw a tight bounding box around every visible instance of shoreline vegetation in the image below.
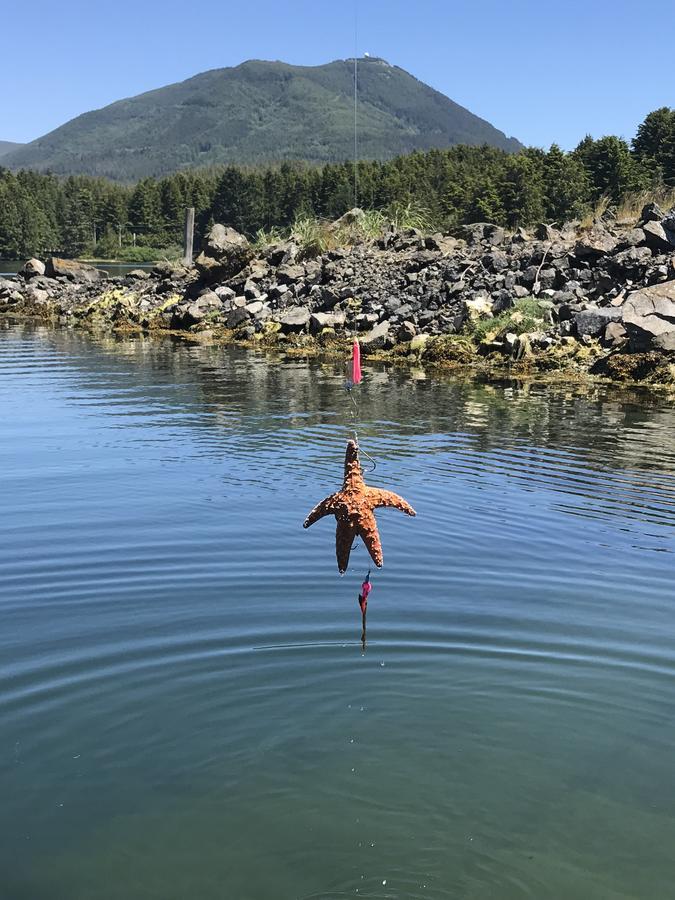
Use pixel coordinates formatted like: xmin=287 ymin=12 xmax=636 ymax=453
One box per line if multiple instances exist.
xmin=1 ymin=107 xmax=674 ymax=265
xmin=2 ymin=202 xmax=675 ymax=391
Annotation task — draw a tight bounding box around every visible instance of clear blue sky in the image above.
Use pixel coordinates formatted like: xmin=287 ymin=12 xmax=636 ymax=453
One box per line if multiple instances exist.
xmin=3 ymin=0 xmax=673 ymax=150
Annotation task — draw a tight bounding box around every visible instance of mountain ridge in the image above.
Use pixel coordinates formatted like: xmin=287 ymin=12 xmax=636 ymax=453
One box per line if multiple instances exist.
xmin=0 ymin=141 xmax=24 ymax=159
xmin=3 ymin=57 xmax=521 ymax=180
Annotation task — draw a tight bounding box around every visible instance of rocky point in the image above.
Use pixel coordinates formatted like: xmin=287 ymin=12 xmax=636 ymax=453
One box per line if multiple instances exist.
xmin=2 ymin=203 xmax=675 ymax=386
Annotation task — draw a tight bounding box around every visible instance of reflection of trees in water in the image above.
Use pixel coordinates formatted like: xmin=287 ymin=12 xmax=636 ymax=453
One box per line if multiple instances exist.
xmin=10 ymin=321 xmax=675 ymax=480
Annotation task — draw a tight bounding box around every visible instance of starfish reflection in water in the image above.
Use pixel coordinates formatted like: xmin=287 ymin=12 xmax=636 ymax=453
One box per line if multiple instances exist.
xmin=303 ymin=440 xmax=416 ymax=573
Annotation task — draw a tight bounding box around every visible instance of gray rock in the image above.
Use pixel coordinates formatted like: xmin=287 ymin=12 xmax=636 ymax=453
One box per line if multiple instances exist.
xmin=317 ymin=287 xmax=340 ymax=310
xmin=573 ymin=306 xmax=622 ymax=337
xmin=607 ymin=246 xmax=652 ymax=279
xmin=397 ymin=320 xmax=417 ymax=342
xmin=194 ymin=290 xmax=221 ymax=310
xmin=45 ymin=257 xmax=103 ymax=282
xmin=446 ymin=280 xmax=466 ymax=297
xmin=462 ymin=223 xmax=505 ymax=246
xmin=482 ymin=250 xmax=509 ymax=272
xmin=356 ymin=312 xmax=379 ymax=330
xmin=535 ymin=223 xmax=559 ymax=242
xmin=267 ymin=241 xmax=299 ymax=267
xmin=663 ymin=211 xmax=675 ymax=244
xmin=277 ymin=264 xmax=305 ymax=284
xmin=642 ymin=220 xmax=675 ymax=252
xmin=574 ymin=226 xmax=618 ymax=258
xmin=309 ymin=311 xmax=346 ymax=333
xmin=640 ymin=202 xmax=664 ymax=224
xmin=269 ymin=284 xmax=289 ymax=300
xmin=170 ymin=303 xmax=196 ymax=328
xmin=244 ymin=279 xmax=260 ymax=299
xmin=22 ymin=258 xmax=46 ymax=278
xmin=491 ymin=290 xmax=514 ymax=313
xmin=616 ymin=228 xmax=648 ymax=249
xmin=623 ymin=282 xmax=675 ymax=351
xmin=168 ymin=290 xmax=220 ymax=328
xmin=25 ymin=286 xmax=50 ymax=305
xmin=214 ymin=285 xmax=236 ymax=301
xmin=603 ymin=321 xmax=628 ymax=347
xmin=226 ymin=307 xmax=250 ymax=328
xmin=360 ymin=321 xmax=392 ymax=351
xmin=279 ymin=307 xmax=310 ymax=332
xmin=194 ymin=224 xmax=252 ymax=282
xmin=425 ymin=234 xmax=460 ymax=254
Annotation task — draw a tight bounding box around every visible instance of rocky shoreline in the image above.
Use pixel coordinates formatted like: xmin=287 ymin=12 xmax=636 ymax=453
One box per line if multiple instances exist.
xmin=2 ymin=206 xmax=675 ymax=387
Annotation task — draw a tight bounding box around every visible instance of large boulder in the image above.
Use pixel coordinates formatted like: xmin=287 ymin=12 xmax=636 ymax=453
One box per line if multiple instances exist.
xmin=310 ymin=311 xmax=346 ymax=334
xmin=642 ymin=220 xmax=675 ymax=253
xmin=45 ymin=257 xmax=103 ymax=282
xmin=623 ymin=282 xmax=675 ymax=351
xmin=462 ymin=223 xmax=505 ymax=246
xmin=606 ymin=246 xmax=652 ymax=280
xmin=278 ymin=307 xmax=310 ymax=333
xmin=360 ymin=321 xmax=392 ymax=351
xmin=572 ymin=306 xmax=622 ymax=337
xmin=663 ymin=210 xmax=675 ymax=244
xmin=574 ymin=226 xmax=618 ymax=258
xmin=194 ymin=225 xmax=253 ymax=282
xmin=22 ymin=258 xmax=46 ymax=278
xmin=266 ymin=240 xmax=299 ymax=267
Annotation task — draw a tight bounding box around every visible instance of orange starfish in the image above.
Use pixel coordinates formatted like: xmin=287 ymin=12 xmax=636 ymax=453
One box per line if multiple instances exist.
xmin=303 ymin=440 xmax=416 ymax=573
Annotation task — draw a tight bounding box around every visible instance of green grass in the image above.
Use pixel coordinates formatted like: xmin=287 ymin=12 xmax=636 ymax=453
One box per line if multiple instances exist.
xmin=469 ymin=297 xmax=547 ymax=344
xmin=252 ymin=226 xmax=285 ymax=253
xmin=385 ymin=199 xmax=435 ymax=232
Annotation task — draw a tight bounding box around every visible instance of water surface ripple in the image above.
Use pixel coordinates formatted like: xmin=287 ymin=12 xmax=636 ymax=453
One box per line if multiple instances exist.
xmin=2 ymin=323 xmax=675 ymax=899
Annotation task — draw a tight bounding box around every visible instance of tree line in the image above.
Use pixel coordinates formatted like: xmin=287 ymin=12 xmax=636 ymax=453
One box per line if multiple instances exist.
xmin=1 ymin=107 xmax=674 ymax=261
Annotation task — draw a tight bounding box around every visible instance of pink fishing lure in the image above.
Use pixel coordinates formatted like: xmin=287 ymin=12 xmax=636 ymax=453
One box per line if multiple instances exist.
xmin=351 ymin=340 xmax=362 ymax=385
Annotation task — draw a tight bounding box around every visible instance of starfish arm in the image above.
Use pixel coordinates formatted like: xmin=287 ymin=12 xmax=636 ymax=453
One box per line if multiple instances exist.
xmin=356 ymin=509 xmax=384 ymax=568
xmin=336 ymin=520 xmax=356 ymax=573
xmin=367 ymin=488 xmax=417 ymax=517
xmin=303 ymin=494 xmax=338 ymax=528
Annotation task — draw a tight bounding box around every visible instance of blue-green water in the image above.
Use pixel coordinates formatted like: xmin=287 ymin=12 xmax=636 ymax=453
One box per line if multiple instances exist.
xmin=2 ymin=322 xmax=675 ymax=900
xmin=0 ymin=260 xmax=153 ymax=277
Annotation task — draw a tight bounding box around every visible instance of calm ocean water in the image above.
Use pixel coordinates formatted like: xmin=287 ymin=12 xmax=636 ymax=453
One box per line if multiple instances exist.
xmin=2 ymin=321 xmax=675 ymax=900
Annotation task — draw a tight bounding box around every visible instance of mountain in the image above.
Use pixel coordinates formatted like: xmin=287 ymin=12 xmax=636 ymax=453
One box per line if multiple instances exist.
xmin=0 ymin=141 xmax=24 ymax=159
xmin=3 ymin=58 xmax=521 ymax=180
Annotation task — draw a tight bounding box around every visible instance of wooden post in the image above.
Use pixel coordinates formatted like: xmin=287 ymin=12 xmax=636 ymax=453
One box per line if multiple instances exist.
xmin=183 ymin=207 xmax=195 ymax=265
